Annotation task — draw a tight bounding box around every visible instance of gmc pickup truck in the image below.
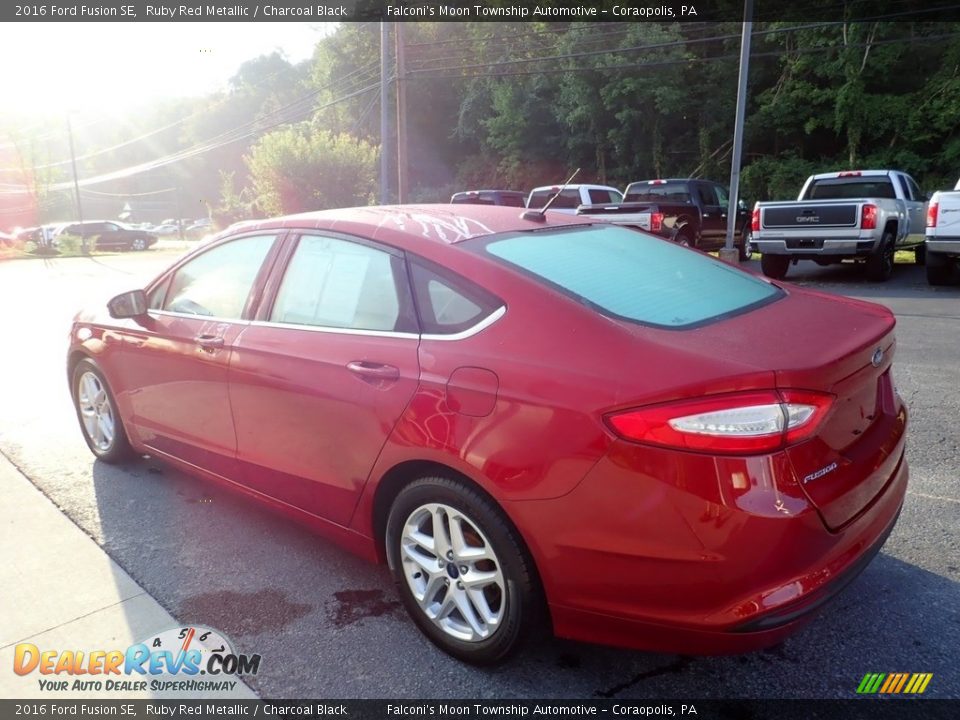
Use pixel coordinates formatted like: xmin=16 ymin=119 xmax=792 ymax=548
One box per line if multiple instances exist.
xmin=752 ymin=170 xmax=926 ymax=281
xmin=576 ymin=178 xmax=752 ymax=257
xmin=924 ymin=178 xmax=960 ymax=285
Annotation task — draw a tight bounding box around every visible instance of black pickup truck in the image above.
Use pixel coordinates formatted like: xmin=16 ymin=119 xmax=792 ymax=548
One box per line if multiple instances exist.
xmin=577 ymin=178 xmax=752 ymax=257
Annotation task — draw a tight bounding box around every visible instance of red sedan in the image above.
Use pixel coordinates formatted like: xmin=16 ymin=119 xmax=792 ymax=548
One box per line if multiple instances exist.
xmin=67 ymin=205 xmax=907 ymax=664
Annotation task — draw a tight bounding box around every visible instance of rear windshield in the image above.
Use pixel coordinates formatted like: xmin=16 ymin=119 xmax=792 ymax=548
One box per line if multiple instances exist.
xmin=624 ymin=182 xmax=692 ymax=203
xmin=477 ymin=225 xmax=782 ymax=329
xmin=806 ymin=178 xmax=896 ymax=200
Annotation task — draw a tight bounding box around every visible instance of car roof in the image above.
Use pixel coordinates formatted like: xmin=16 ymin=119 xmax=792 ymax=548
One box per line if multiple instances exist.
xmin=216 ymin=204 xmax=595 ymax=250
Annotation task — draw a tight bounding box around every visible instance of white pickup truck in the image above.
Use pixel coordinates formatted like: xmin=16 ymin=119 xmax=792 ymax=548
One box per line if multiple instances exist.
xmin=924 ymin=179 xmax=960 ymax=285
xmin=526 ymin=184 xmax=622 ymax=215
xmin=752 ymin=170 xmax=927 ymax=281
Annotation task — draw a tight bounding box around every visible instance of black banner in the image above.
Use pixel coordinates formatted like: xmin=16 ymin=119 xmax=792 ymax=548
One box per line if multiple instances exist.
xmin=0 ymin=700 xmax=957 ymax=720
xmin=5 ymin=0 xmax=960 ymax=24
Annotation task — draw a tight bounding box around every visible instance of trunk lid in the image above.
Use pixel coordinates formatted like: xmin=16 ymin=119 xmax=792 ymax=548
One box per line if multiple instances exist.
xmin=760 ymin=200 xmax=860 ymax=230
xmin=612 ymin=285 xmax=904 ymax=530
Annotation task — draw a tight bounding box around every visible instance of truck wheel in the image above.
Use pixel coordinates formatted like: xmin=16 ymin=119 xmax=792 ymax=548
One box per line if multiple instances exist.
xmin=675 ymin=228 xmax=694 ymax=248
xmin=760 ymin=254 xmax=790 ymax=280
xmin=865 ymin=233 xmax=895 ymax=281
xmin=926 ymin=251 xmax=953 ymax=286
xmin=914 ymin=244 xmax=926 ymax=266
xmin=738 ymin=227 xmax=753 ymax=261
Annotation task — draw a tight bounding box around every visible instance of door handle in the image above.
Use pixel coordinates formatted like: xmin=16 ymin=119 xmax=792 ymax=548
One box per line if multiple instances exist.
xmin=195 ymin=334 xmax=224 ymax=350
xmin=347 ymin=361 xmax=400 ymax=382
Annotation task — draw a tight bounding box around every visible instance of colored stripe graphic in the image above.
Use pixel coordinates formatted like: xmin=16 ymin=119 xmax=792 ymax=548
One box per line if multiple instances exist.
xmin=857 ymin=673 xmax=932 ymax=694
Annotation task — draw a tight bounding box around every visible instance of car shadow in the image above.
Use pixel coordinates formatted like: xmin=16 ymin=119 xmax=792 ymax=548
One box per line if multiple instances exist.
xmin=90 ymin=457 xmax=960 ymax=699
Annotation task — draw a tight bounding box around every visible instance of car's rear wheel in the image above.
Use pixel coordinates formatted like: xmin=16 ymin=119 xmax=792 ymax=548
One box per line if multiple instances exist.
xmin=865 ymin=232 xmax=895 ymax=281
xmin=72 ymin=359 xmax=134 ymax=463
xmin=926 ymin=251 xmax=954 ymax=286
xmin=760 ymin=254 xmax=790 ymax=280
xmin=386 ymin=477 xmax=539 ymax=665
xmin=914 ymin=243 xmax=926 ymax=266
xmin=675 ymin=228 xmax=694 ymax=248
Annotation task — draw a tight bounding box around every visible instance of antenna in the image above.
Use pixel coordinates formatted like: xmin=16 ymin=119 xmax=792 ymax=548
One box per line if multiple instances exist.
xmin=521 ymin=168 xmax=581 ymax=222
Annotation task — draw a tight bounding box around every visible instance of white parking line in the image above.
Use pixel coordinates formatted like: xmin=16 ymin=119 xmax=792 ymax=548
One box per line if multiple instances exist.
xmin=907 ymin=491 xmax=960 ymax=505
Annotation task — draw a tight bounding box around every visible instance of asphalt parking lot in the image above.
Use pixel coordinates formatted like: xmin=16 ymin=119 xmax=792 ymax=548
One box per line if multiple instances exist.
xmin=0 ymin=249 xmax=957 ymax=699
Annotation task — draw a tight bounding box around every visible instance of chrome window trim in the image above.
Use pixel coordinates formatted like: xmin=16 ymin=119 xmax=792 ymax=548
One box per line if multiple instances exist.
xmin=248 ymin=320 xmax=418 ymax=340
xmin=242 ymin=305 xmax=506 ymax=341
xmin=422 ymin=305 xmax=506 ymax=341
xmin=149 ymin=309 xmax=251 ymax=326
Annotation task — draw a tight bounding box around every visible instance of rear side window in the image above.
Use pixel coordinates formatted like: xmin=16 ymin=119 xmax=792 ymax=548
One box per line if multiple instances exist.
xmin=270 ymin=234 xmax=415 ymax=333
xmin=480 ymin=225 xmax=781 ymax=329
xmin=588 ymin=189 xmax=622 ymax=204
xmin=410 ymin=261 xmax=503 ymax=335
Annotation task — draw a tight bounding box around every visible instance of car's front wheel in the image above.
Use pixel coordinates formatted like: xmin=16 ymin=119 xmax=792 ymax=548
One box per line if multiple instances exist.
xmin=72 ymin=359 xmax=134 ymax=463
xmin=132 ymin=237 xmax=147 ymax=251
xmin=386 ymin=477 xmax=539 ymax=665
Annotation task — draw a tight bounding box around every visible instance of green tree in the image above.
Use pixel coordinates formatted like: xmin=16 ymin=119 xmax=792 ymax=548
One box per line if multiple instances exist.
xmin=246 ymin=126 xmax=378 ymax=214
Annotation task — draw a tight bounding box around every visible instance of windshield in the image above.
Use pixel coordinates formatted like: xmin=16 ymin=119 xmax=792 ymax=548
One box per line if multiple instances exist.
xmin=477 ymin=225 xmax=782 ymax=329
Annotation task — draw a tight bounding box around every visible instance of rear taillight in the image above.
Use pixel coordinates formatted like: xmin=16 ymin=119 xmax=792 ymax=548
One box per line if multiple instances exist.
xmin=860 ymin=204 xmax=878 ymax=230
xmin=751 ymin=207 xmax=760 ymax=232
xmin=605 ymin=390 xmax=834 ymax=455
xmin=927 ymin=201 xmax=939 ymax=228
xmin=651 ymin=212 xmax=664 ymax=232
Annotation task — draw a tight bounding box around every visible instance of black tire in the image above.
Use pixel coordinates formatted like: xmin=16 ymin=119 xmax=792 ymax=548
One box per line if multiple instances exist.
xmin=926 ymin=251 xmax=953 ymax=286
xmin=71 ymin=359 xmax=134 ymax=464
xmin=760 ymin=253 xmax=790 ymax=280
xmin=675 ymin=228 xmax=694 ymax=248
xmin=132 ymin=237 xmax=147 ymax=251
xmin=738 ymin=227 xmax=753 ymax=261
xmin=865 ymin=232 xmax=895 ymax=281
xmin=914 ymin=244 xmax=926 ymax=266
xmin=385 ymin=476 xmax=540 ymax=665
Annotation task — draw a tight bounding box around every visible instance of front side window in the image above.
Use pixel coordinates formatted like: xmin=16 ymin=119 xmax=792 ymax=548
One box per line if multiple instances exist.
xmin=163 ymin=234 xmax=275 ymax=319
xmin=479 ymin=225 xmax=782 ymax=329
xmin=270 ymin=234 xmax=414 ymax=333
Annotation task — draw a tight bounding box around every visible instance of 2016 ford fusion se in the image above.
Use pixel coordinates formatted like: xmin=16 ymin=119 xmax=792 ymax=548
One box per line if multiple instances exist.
xmin=67 ymin=205 xmax=908 ymax=665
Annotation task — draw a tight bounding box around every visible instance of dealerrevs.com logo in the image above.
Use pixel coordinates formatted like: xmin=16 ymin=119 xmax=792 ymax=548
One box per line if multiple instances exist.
xmin=13 ymin=626 xmax=260 ymax=693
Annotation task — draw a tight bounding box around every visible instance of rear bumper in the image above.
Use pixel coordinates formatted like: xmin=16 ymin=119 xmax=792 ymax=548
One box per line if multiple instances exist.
xmin=926 ymin=238 xmax=960 ymax=256
xmin=754 ymin=238 xmax=876 ymax=256
xmin=505 ymin=439 xmax=908 ymax=655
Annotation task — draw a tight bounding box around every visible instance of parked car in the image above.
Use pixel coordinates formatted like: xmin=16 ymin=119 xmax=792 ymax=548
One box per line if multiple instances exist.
xmin=451 ymin=190 xmax=527 ymax=207
xmin=577 ymin=178 xmax=752 ymax=258
xmin=56 ymin=221 xmax=157 ymax=251
xmin=68 ymin=205 xmax=907 ymax=665
xmin=752 ymin=170 xmax=927 ymax=281
xmin=923 ymin=178 xmax=960 ymax=285
xmin=526 ymin=184 xmax=622 ymax=214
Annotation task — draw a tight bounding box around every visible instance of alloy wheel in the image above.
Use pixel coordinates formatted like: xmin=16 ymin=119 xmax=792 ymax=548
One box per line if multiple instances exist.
xmin=77 ymin=371 xmax=115 ymax=451
xmin=399 ymin=502 xmax=506 ymax=643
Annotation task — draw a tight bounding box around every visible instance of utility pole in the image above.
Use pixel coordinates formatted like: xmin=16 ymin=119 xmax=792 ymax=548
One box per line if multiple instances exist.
xmin=379 ymin=22 xmax=392 ymax=204
xmin=395 ymin=22 xmax=408 ymax=204
xmin=721 ymin=0 xmax=754 ymax=265
xmin=66 ymin=115 xmax=85 ymax=253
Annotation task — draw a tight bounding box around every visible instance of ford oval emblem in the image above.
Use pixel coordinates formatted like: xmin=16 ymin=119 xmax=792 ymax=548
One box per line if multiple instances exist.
xmin=871 ymin=348 xmax=884 ymax=367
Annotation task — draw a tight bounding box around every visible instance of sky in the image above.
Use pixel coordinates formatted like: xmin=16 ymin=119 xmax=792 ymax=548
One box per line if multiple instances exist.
xmin=0 ymin=23 xmax=334 ymax=116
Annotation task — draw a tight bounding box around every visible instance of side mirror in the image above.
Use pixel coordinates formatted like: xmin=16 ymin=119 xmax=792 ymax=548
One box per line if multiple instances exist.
xmin=107 ymin=289 xmax=148 ymax=319
xmin=738 ymin=199 xmax=748 ymax=211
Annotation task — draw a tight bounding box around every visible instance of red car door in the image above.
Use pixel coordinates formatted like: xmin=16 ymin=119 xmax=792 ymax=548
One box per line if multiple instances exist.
xmin=228 ymin=233 xmax=421 ymax=526
xmin=117 ymin=234 xmax=278 ymax=478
